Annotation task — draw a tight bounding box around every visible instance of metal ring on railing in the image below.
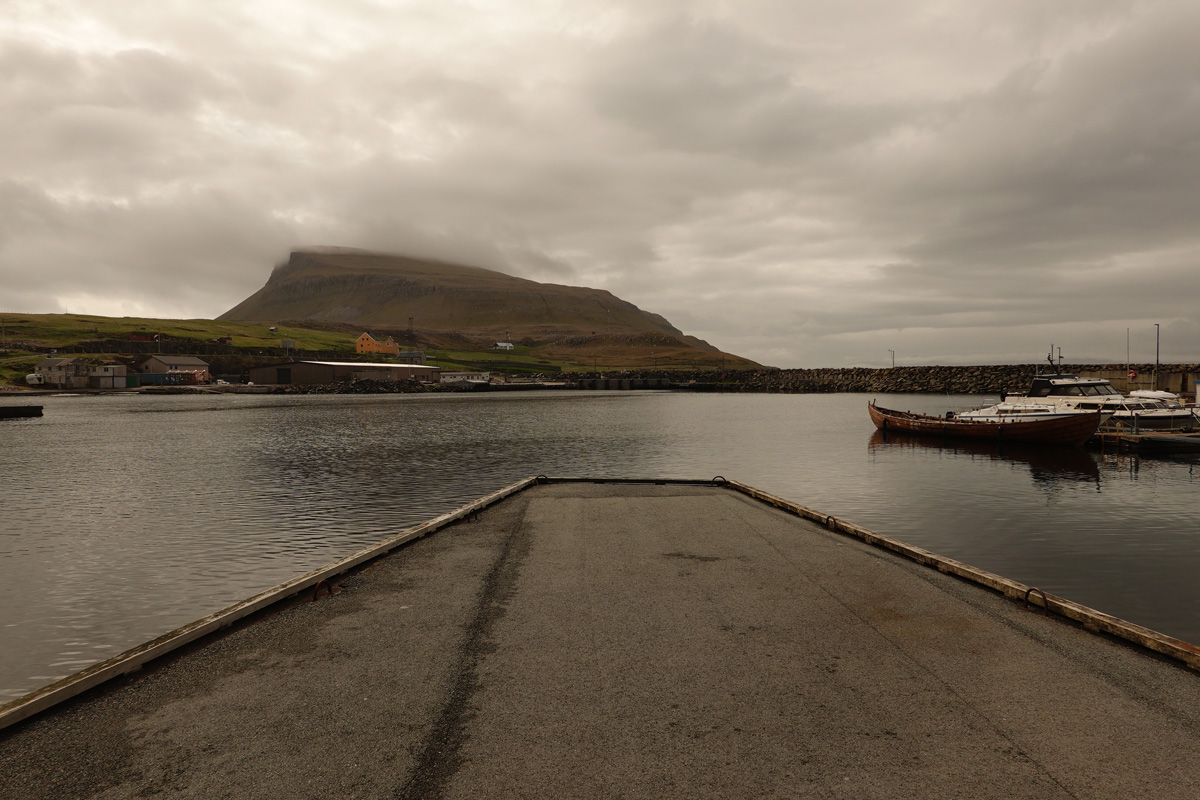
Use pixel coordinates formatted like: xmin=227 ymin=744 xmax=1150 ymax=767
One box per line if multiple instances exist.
xmin=1024 ymin=587 xmax=1049 ymax=616
xmin=711 ymin=475 xmax=728 ymax=486
xmin=312 ymin=579 xmax=334 ymax=601
xmin=535 ymin=475 xmax=549 ymax=484
xmin=826 ymin=515 xmax=838 ymax=530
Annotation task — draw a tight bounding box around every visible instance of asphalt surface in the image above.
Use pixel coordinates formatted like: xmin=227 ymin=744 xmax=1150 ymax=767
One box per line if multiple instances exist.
xmin=3 ymin=483 xmax=1200 ymax=799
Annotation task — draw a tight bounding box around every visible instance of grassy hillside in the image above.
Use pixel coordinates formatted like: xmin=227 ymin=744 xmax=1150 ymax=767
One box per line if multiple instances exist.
xmin=0 ymin=314 xmax=347 ymax=350
xmin=0 ymin=312 xmax=758 ymax=387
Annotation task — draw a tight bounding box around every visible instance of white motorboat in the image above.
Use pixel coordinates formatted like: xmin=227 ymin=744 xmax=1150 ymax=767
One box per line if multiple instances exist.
xmin=952 ymin=402 xmax=1110 ymax=424
xmin=1128 ymin=389 xmax=1187 ymax=407
xmin=1004 ymin=370 xmax=1200 ymax=431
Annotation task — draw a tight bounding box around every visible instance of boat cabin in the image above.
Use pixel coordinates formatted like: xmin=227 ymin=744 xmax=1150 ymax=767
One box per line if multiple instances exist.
xmin=1023 ymin=374 xmax=1121 ymax=398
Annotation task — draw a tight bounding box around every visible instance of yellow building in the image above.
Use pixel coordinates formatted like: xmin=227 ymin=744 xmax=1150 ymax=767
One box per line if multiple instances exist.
xmin=356 ymin=332 xmax=400 ymax=356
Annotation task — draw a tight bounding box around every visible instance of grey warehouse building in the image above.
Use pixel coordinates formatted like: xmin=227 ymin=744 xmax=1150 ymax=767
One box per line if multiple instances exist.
xmin=247 ymin=361 xmax=441 ymax=386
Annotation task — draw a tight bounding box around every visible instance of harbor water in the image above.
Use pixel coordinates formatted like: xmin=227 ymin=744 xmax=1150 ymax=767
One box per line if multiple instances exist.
xmin=2 ymin=390 xmax=1199 ymax=701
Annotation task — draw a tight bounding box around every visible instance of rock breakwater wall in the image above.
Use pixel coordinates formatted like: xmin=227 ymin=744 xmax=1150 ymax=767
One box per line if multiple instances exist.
xmin=564 ymin=364 xmax=1200 ymax=395
xmin=713 ymin=364 xmax=1200 ymax=394
xmin=716 ymin=365 xmax=1047 ymax=394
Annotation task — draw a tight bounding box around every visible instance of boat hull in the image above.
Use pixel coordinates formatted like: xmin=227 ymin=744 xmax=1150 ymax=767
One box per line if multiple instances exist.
xmin=0 ymin=405 xmax=42 ymax=419
xmin=868 ymin=402 xmax=1101 ymax=446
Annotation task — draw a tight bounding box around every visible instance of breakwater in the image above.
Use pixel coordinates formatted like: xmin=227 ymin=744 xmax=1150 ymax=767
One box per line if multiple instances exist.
xmin=566 ymin=363 xmax=1200 ymax=395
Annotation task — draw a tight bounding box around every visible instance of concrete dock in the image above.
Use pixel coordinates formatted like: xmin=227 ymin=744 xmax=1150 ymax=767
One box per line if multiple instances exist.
xmin=3 ymin=482 xmax=1200 ymax=798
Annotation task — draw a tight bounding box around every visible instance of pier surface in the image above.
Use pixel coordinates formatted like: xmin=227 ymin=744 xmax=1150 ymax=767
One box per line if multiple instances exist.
xmin=3 ymin=483 xmax=1200 ymax=799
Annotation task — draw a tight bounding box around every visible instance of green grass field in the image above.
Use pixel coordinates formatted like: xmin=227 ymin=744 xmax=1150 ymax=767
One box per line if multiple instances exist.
xmin=0 ymin=313 xmax=354 ymax=351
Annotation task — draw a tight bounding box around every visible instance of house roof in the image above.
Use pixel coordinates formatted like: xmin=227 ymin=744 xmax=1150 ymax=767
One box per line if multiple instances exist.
xmin=300 ymin=361 xmax=438 ymax=370
xmin=37 ymin=357 xmax=80 ymax=367
xmin=144 ymin=356 xmax=209 ymax=367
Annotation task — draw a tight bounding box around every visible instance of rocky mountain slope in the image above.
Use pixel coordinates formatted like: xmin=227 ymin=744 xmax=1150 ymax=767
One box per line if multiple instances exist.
xmin=219 ymin=249 xmax=758 ymax=368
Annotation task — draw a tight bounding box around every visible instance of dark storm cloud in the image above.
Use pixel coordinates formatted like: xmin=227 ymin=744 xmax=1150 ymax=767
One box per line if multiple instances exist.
xmin=2 ymin=1 xmax=1197 ymax=365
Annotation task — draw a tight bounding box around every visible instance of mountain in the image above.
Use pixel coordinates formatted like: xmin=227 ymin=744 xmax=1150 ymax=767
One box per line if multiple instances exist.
xmin=219 ymin=249 xmax=758 ymax=368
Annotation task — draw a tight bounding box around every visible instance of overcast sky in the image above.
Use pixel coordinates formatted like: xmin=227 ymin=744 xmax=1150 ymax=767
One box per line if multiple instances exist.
xmin=3 ymin=1 xmax=1199 ymax=367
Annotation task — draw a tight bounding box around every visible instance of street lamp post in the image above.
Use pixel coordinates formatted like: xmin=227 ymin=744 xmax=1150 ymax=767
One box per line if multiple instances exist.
xmin=888 ymin=350 xmax=894 ymax=368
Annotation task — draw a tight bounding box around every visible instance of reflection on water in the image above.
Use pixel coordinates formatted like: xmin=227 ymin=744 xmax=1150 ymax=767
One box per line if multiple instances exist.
xmin=2 ymin=391 xmax=1200 ymax=700
xmin=868 ymin=430 xmax=1102 ymax=484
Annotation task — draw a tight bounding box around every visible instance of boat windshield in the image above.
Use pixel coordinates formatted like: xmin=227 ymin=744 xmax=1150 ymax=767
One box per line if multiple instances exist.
xmin=1027 ymin=375 xmax=1119 ymax=398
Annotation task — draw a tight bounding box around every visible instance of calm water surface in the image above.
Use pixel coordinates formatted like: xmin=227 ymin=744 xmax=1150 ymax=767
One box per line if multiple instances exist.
xmin=2 ymin=390 xmax=1199 ymax=701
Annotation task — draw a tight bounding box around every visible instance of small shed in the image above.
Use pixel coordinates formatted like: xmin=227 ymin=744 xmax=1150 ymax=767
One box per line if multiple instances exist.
xmin=87 ymin=364 xmax=128 ymax=390
xmin=441 ymin=371 xmax=491 ymax=384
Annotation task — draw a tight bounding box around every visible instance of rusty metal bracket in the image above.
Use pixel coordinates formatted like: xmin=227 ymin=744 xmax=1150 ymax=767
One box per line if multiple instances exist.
xmin=1024 ymin=587 xmax=1049 ymax=616
xmin=312 ymin=579 xmax=334 ymax=601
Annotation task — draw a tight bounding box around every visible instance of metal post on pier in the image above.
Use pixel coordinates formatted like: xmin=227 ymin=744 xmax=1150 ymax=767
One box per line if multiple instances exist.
xmin=1155 ymin=323 xmax=1160 ymax=390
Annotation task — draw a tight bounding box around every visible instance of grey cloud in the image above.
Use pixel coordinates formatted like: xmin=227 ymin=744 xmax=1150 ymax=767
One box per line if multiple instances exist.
xmin=585 ymin=17 xmax=903 ymax=163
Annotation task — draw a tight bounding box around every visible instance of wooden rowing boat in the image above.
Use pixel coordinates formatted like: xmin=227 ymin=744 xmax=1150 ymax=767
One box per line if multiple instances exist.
xmin=868 ymin=401 xmax=1101 ymax=446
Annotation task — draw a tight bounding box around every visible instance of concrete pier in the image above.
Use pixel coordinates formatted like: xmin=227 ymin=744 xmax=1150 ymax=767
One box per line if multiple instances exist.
xmin=3 ymin=482 xmax=1200 ymax=798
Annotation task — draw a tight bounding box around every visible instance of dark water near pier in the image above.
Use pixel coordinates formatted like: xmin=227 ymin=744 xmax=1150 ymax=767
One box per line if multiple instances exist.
xmin=3 ymin=391 xmax=1199 ymax=701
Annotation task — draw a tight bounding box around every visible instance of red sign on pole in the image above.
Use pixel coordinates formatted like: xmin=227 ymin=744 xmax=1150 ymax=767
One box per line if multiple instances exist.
xmin=1128 ymin=369 xmax=1137 ymax=379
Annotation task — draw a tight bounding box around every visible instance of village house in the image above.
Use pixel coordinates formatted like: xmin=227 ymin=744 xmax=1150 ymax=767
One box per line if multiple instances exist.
xmin=32 ymin=357 xmax=89 ymax=388
xmin=32 ymin=359 xmax=131 ymax=389
xmin=355 ymin=333 xmax=400 ymax=356
xmin=354 ymin=332 xmax=427 ymax=364
xmin=138 ymin=355 xmax=211 ymax=385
